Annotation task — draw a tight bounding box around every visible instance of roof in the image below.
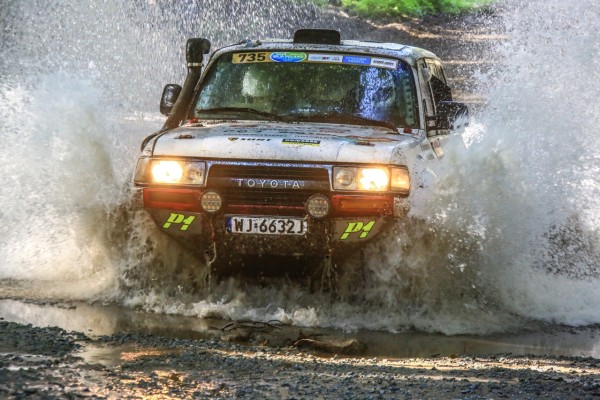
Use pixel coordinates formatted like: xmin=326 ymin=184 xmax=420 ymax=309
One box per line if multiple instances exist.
xmin=211 ymin=39 xmax=439 ymax=67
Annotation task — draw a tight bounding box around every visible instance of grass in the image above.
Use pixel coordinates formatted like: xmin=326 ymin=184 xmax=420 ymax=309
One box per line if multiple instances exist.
xmin=318 ymin=0 xmax=495 ymax=17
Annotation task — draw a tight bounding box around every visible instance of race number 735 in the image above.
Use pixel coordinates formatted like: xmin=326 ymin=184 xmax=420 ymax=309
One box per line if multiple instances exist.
xmin=232 ymin=52 xmax=269 ymax=64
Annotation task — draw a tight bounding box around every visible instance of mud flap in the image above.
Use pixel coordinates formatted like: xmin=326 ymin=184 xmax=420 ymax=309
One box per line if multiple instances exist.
xmin=149 ymin=209 xmax=204 ymax=235
xmin=332 ymin=218 xmax=385 ymax=242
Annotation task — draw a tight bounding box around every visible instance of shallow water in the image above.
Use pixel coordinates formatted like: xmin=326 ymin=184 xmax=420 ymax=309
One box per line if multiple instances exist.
xmin=2 ymin=299 xmax=600 ymax=360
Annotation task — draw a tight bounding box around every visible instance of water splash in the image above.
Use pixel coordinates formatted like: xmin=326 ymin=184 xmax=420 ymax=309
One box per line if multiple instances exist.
xmin=0 ymin=74 xmax=120 ymax=298
xmin=402 ymin=0 xmax=600 ymax=330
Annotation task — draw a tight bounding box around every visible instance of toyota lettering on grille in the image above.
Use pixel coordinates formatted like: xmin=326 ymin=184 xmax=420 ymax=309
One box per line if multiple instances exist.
xmin=234 ymin=178 xmax=302 ymax=189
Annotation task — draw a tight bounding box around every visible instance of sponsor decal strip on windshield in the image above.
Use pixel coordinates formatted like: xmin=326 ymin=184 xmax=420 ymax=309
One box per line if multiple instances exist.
xmin=232 ymin=52 xmax=398 ymax=69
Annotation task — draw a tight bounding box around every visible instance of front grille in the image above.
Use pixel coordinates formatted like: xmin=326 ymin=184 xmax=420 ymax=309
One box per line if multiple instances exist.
xmin=207 ymin=164 xmax=330 ymax=207
xmin=209 ymin=165 xmax=329 ymax=181
xmin=218 ymin=188 xmax=312 ymax=206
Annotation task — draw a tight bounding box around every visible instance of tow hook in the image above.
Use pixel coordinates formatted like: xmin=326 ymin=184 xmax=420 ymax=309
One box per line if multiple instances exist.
xmin=319 ymin=224 xmax=337 ymax=292
xmin=204 ymin=218 xmax=218 ymax=276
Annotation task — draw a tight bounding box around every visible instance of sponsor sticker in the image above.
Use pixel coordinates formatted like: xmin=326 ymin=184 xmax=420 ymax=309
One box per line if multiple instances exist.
xmin=340 ymin=221 xmax=376 ymax=240
xmin=282 ymin=139 xmax=321 ymax=146
xmin=162 ymin=213 xmax=196 ymax=231
xmin=342 ymin=55 xmax=371 ymax=65
xmin=228 ymin=137 xmax=271 ymax=142
xmin=270 ymin=52 xmax=307 ymax=63
xmin=308 ymin=53 xmax=343 ymax=63
xmin=370 ymin=57 xmax=398 ymax=70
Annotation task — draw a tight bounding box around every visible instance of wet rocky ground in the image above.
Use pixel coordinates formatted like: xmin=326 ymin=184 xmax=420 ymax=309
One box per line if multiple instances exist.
xmin=3 ymin=318 xmax=600 ymax=399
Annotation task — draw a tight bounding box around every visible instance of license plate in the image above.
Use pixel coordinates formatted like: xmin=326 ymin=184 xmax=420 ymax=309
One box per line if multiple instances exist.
xmin=226 ymin=216 xmax=307 ymax=235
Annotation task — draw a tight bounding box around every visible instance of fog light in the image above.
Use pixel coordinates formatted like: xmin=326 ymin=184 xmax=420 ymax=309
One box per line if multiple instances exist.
xmin=201 ymin=190 xmax=222 ymax=213
xmin=306 ymin=194 xmax=329 ymax=218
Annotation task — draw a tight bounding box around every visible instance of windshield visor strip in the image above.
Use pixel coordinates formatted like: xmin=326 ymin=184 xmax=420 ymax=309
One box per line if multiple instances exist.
xmin=232 ymin=51 xmax=398 ymax=70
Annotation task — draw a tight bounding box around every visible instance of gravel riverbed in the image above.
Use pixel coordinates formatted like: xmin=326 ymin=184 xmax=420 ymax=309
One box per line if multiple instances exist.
xmin=2 ymin=320 xmax=600 ymax=399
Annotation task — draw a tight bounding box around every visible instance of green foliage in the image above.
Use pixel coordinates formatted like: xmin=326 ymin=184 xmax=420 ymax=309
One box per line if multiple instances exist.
xmin=339 ymin=0 xmax=494 ymax=17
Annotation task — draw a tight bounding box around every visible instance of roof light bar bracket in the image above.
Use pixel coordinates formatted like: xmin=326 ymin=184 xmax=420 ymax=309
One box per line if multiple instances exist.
xmin=293 ymin=29 xmax=341 ymax=45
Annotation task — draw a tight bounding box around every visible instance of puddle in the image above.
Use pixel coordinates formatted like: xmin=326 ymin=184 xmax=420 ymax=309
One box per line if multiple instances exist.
xmin=78 ymin=345 xmax=182 ymax=367
xmin=1 ymin=298 xmax=600 ymax=360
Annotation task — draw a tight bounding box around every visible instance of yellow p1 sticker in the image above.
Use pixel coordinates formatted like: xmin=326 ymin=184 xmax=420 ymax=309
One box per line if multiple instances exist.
xmin=162 ymin=213 xmax=196 ymax=231
xmin=340 ymin=221 xmax=376 ymax=240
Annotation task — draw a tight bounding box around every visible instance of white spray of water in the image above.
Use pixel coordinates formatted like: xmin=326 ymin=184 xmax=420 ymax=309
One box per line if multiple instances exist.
xmin=2 ymin=0 xmax=600 ymax=334
xmin=458 ymin=0 xmax=600 ymax=326
xmin=391 ymin=0 xmax=600 ymax=331
xmin=0 ymin=74 xmax=121 ymax=298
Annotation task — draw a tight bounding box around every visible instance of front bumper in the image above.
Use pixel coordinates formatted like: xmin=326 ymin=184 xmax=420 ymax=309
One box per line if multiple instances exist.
xmin=144 ymin=207 xmax=393 ymax=256
xmin=132 ymin=187 xmax=406 ymax=258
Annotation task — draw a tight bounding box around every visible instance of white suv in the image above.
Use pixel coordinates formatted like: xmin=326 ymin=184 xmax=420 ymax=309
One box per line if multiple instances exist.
xmin=133 ymin=29 xmax=468 ymax=274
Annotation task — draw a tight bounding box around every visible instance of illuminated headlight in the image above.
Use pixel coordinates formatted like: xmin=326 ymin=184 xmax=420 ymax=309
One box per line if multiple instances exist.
xmin=306 ymin=194 xmax=330 ymax=218
xmin=333 ymin=166 xmax=389 ymax=191
xmin=200 ymin=190 xmax=222 ymax=213
xmin=358 ymin=168 xmax=389 ymax=191
xmin=391 ymin=167 xmax=410 ymax=192
xmin=152 ymin=160 xmax=183 ymax=183
xmin=134 ymin=158 xmax=206 ymax=185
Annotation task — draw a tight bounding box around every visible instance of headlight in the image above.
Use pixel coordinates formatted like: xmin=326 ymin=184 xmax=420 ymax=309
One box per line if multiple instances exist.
xmin=333 ymin=166 xmax=409 ymax=192
xmin=134 ymin=158 xmax=206 ymax=185
xmin=152 ymin=160 xmax=183 ymax=183
xmin=333 ymin=167 xmax=356 ymax=190
xmin=333 ymin=166 xmax=389 ymax=191
xmin=358 ymin=168 xmax=389 ymax=191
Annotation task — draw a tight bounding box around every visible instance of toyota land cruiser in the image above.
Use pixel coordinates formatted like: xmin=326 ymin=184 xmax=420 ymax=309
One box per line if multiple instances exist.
xmin=132 ymin=29 xmax=468 ymax=276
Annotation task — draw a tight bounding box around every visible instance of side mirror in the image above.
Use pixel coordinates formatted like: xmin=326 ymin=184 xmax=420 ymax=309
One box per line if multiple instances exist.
xmin=436 ymin=101 xmax=469 ymax=130
xmin=160 ymin=84 xmax=182 ymax=116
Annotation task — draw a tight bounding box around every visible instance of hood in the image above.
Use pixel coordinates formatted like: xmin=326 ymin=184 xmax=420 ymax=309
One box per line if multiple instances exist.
xmin=151 ymin=121 xmax=420 ymax=164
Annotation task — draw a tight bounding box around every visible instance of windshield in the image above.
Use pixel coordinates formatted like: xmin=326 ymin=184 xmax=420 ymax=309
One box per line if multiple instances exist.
xmin=193 ymin=51 xmax=418 ymax=129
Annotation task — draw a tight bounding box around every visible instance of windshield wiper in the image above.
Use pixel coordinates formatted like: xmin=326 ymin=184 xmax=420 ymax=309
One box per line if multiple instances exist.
xmin=285 ymin=112 xmax=399 ymax=133
xmin=195 ymin=107 xmax=282 ymax=121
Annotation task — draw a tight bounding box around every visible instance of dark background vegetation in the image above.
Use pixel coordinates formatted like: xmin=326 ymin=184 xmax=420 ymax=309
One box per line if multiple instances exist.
xmin=312 ymin=0 xmax=494 ymax=17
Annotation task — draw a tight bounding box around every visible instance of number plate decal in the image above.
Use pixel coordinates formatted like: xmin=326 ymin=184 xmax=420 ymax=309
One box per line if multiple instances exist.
xmin=226 ymin=216 xmax=308 ymax=236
